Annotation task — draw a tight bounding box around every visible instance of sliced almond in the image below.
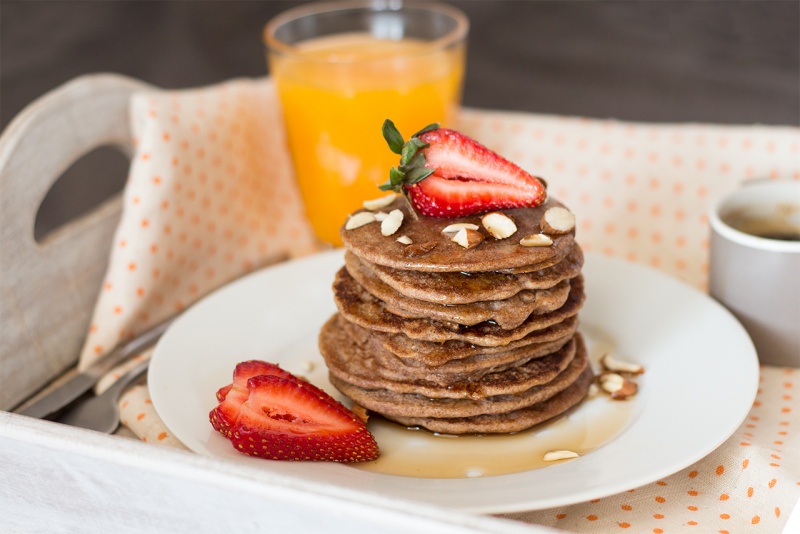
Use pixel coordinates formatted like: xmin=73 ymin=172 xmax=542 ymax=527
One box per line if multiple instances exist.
xmin=345 ymin=211 xmax=377 ymax=230
xmin=612 ymin=380 xmax=638 ymax=400
xmin=374 ymin=211 xmax=389 ymax=222
xmin=543 ymin=450 xmax=580 ymax=462
xmin=519 ymin=234 xmax=553 ymax=247
xmin=381 ymin=209 xmax=404 ymax=236
xmin=404 ymin=241 xmax=438 ymax=257
xmin=587 ymin=383 xmax=600 ymax=398
xmin=600 ymin=353 xmax=644 ymax=375
xmin=442 ymin=223 xmax=480 ymax=236
xmin=598 ymin=372 xmax=624 ymax=393
xmin=598 ymin=372 xmax=638 ymax=400
xmin=351 ymin=403 xmax=369 ymax=424
xmin=452 ymin=228 xmax=485 ymax=249
xmin=482 ymin=212 xmax=517 ymax=239
xmin=540 ymin=206 xmax=576 ymax=234
xmin=363 ymin=193 xmax=397 ymax=211
xmin=396 ymin=235 xmax=413 ymax=245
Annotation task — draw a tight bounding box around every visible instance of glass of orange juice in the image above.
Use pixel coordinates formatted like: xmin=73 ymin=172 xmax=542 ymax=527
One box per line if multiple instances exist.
xmin=265 ymin=1 xmax=468 ymax=246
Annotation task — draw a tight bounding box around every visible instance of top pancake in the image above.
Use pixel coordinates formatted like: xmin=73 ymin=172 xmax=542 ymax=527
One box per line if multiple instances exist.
xmin=359 ymin=244 xmax=584 ymax=305
xmin=341 ymin=197 xmax=575 ymax=272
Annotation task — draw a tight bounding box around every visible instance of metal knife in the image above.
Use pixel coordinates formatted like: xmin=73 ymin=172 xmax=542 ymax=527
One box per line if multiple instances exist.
xmin=14 ymin=318 xmax=173 ymax=419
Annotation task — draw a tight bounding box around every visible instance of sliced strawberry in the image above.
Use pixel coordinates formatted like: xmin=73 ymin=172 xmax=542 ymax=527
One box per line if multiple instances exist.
xmin=209 ymin=360 xmax=294 ymax=434
xmin=407 ymin=175 xmax=544 ymax=218
xmin=378 ymin=121 xmax=546 ymax=218
xmin=209 ymin=360 xmax=379 ymax=462
xmin=409 ymin=128 xmax=546 ymax=217
xmin=216 ymin=384 xmax=232 ymax=403
xmin=227 ymin=375 xmax=379 ymax=462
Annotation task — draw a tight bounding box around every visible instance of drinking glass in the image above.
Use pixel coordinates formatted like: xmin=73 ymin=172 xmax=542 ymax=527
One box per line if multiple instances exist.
xmin=265 ymin=1 xmax=468 ymax=245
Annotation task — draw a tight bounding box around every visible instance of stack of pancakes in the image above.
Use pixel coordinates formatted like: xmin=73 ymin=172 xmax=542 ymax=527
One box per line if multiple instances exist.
xmin=319 ymin=198 xmax=592 ymax=434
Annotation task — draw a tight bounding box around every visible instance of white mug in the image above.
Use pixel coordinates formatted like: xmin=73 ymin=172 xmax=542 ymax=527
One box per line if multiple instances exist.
xmin=709 ymin=180 xmax=800 ymax=367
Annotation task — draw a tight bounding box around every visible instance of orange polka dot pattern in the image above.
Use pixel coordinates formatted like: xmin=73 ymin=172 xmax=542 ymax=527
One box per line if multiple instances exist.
xmin=94 ymin=348 xmax=153 ymax=395
xmin=502 ymin=367 xmax=799 ymax=532
xmin=78 ymin=79 xmax=318 ymax=370
xmin=457 ymin=111 xmax=800 ymax=291
xmin=118 ymin=384 xmax=188 ymax=450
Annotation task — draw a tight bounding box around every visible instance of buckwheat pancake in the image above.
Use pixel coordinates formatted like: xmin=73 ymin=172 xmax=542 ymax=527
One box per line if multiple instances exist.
xmin=321 ymin=314 xmax=576 ymax=389
xmin=386 ymin=366 xmax=594 ymax=435
xmin=333 ymin=267 xmax=585 ymax=346
xmin=340 ymin=317 xmax=574 ymax=379
xmin=327 ymin=334 xmax=590 ymax=419
xmin=345 ymin=252 xmax=571 ymax=329
xmin=359 ymin=245 xmax=583 ymax=305
xmin=372 ymin=336 xmax=574 ymax=384
xmin=341 ymin=198 xmax=575 ymax=273
xmin=372 ymin=315 xmax=580 ymax=366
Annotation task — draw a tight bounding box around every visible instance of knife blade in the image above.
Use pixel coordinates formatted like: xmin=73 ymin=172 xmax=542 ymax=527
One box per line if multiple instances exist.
xmin=14 ymin=318 xmax=173 ymax=419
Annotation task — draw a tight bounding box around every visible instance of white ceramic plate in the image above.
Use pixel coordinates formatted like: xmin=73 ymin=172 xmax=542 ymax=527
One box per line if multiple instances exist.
xmin=149 ymin=249 xmax=758 ymax=513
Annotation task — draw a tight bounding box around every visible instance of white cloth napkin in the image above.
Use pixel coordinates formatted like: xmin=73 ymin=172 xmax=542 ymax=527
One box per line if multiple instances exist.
xmin=83 ymin=76 xmax=800 ymax=531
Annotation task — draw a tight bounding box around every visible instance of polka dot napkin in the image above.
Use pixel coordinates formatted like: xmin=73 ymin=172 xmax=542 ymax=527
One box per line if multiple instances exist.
xmin=82 ymin=77 xmax=799 ymax=532
xmin=78 ymin=78 xmax=318 ymax=371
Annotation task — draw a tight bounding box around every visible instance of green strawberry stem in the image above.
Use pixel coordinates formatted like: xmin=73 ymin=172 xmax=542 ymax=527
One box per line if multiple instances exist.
xmin=401 ymin=190 xmax=418 ymax=221
xmin=379 ymin=119 xmax=440 ymax=220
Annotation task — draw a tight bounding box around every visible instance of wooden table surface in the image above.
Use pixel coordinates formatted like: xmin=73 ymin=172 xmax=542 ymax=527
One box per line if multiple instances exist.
xmin=1 ymin=0 xmax=798 ymax=236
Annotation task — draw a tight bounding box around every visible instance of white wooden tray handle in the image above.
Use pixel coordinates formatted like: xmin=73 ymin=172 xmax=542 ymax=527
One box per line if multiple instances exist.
xmin=0 ymin=74 xmax=154 ymax=411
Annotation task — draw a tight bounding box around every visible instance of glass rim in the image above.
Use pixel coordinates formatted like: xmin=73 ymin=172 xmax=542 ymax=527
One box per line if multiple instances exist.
xmin=263 ymin=0 xmax=469 ymax=63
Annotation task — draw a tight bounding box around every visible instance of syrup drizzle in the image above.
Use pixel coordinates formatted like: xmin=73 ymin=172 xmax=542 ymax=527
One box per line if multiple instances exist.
xmin=352 ymin=327 xmax=636 ymax=479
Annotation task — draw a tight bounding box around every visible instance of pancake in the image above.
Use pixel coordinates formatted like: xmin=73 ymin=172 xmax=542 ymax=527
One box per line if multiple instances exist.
xmin=345 ymin=252 xmax=571 ymax=329
xmin=321 ymin=314 xmax=578 ymax=395
xmin=360 ymin=244 xmax=583 ymax=305
xmin=333 ymin=267 xmax=585 ymax=346
xmin=341 ymin=197 xmax=575 ymax=273
xmin=386 ymin=365 xmax=594 ymax=434
xmin=344 ymin=319 xmax=574 ymax=380
xmin=372 ymin=315 xmax=580 ymax=366
xmin=327 ymin=334 xmax=589 ymax=419
xmin=371 ymin=336 xmax=574 ymax=383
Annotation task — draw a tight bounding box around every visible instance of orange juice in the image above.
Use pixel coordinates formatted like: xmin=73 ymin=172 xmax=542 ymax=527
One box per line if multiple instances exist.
xmin=270 ymin=33 xmax=466 ymax=245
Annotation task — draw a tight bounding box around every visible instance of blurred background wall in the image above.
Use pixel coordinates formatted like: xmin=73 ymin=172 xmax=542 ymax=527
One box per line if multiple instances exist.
xmin=1 ymin=1 xmax=798 ymax=237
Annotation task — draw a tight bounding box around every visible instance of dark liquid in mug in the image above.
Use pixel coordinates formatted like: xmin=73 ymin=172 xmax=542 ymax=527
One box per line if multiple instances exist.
xmin=723 ymin=203 xmax=800 ymax=242
xmin=755 ymin=232 xmax=800 ymax=241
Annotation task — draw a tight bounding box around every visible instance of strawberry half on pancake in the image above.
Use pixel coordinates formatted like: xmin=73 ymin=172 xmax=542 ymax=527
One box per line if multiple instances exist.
xmin=379 ymin=121 xmax=547 ymax=218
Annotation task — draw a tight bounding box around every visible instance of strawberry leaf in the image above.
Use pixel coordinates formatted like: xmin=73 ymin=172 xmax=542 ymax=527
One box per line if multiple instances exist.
xmin=412 ymin=123 xmax=440 ymax=138
xmin=382 ymin=119 xmax=405 ymax=155
xmin=378 ymin=167 xmax=406 ymax=192
xmin=405 ymin=167 xmax=436 ymax=184
xmin=402 ymin=151 xmax=426 ymax=171
xmin=380 ymin=120 xmax=443 ymax=219
xmin=400 ymin=138 xmax=429 ymax=166
xmin=390 ymin=166 xmax=405 ymax=185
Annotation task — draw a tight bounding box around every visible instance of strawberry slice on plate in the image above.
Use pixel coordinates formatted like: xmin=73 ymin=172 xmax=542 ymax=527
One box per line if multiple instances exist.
xmin=379 ymin=121 xmax=547 ymax=218
xmin=209 ymin=360 xmax=379 ymax=463
xmin=231 ymin=375 xmax=379 ymax=462
xmin=210 ymin=360 xmax=295 ymax=434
